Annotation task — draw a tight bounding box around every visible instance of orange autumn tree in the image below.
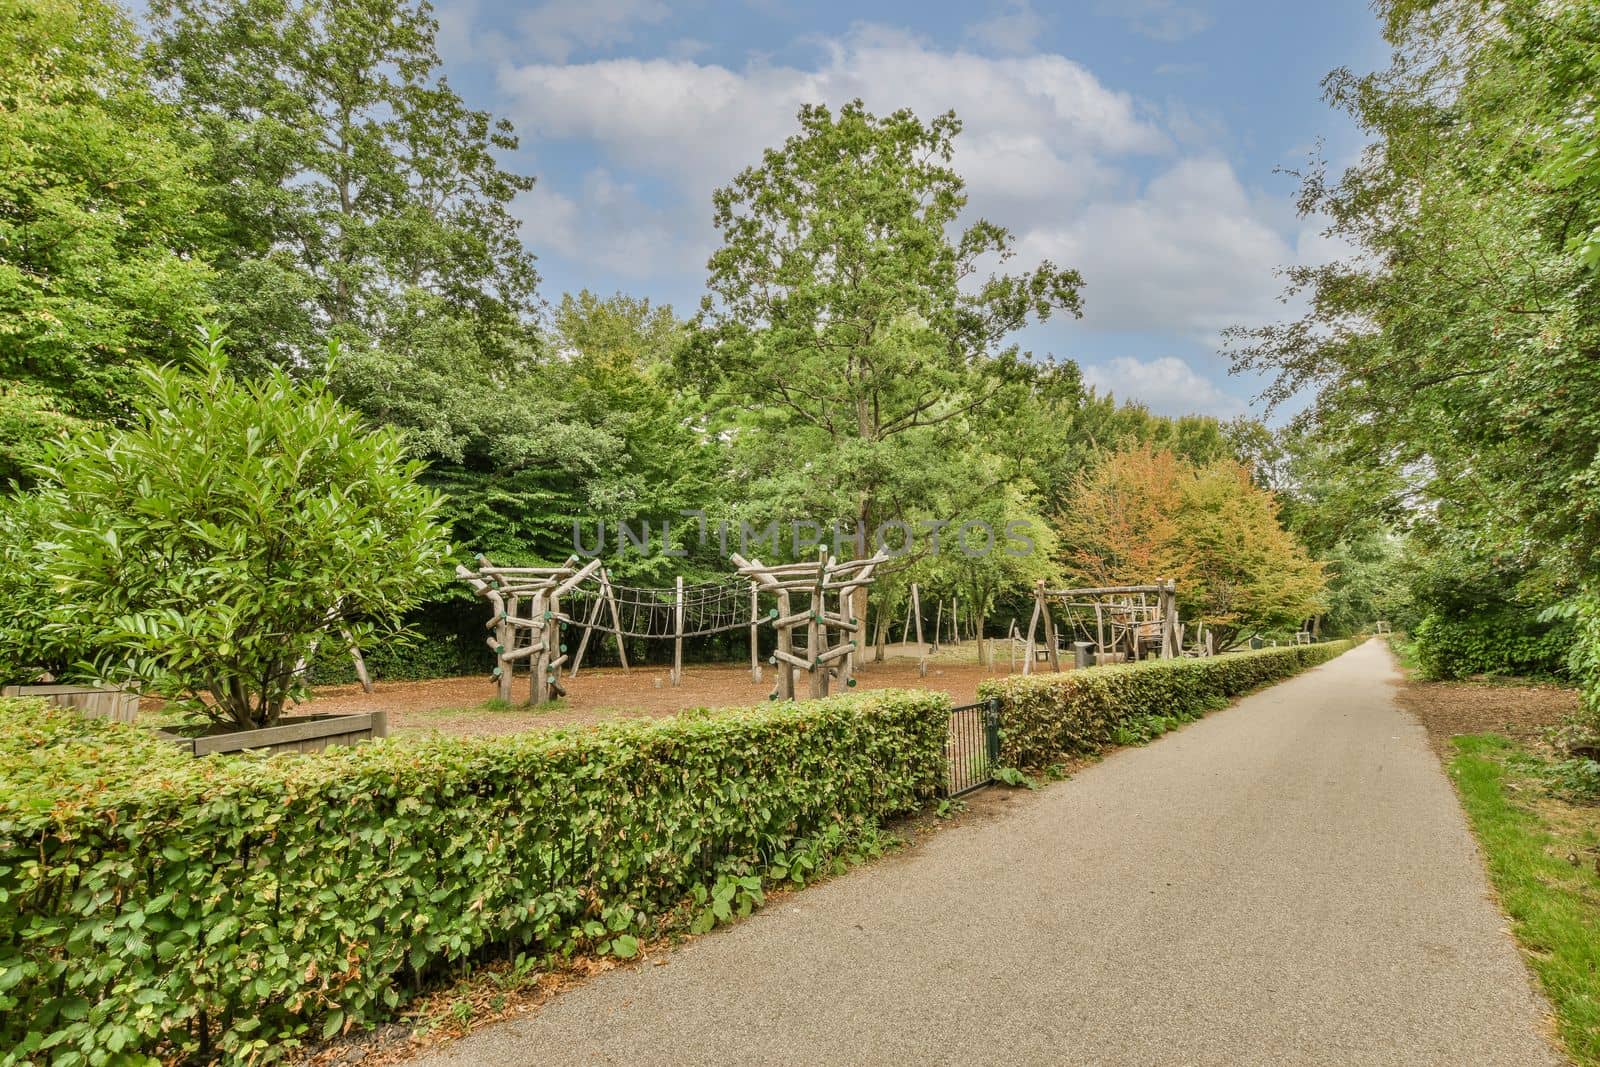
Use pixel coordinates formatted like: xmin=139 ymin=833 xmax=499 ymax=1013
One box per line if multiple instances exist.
xmin=1057 ymin=444 xmax=1324 ymax=649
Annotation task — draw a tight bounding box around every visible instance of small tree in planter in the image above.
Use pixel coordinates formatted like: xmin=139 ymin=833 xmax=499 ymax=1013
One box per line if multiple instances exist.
xmin=42 ymin=329 xmax=450 ymax=731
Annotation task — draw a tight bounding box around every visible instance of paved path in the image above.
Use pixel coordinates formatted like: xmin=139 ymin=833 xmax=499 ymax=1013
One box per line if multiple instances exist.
xmin=413 ymin=641 xmax=1557 ymax=1066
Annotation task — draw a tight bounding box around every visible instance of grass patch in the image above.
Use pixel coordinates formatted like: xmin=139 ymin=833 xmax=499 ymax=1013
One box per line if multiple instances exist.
xmin=1450 ymin=733 xmax=1600 ymax=1064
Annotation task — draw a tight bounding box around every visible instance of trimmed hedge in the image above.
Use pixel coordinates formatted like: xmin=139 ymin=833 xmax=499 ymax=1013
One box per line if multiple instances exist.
xmin=979 ymin=641 xmax=1355 ymax=770
xmin=0 ymin=689 xmax=949 ymax=1063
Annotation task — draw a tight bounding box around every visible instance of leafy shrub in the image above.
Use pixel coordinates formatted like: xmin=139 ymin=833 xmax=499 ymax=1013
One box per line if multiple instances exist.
xmin=0 ymin=688 xmax=948 ymax=1062
xmin=1411 ymin=612 xmax=1571 ymax=681
xmin=979 ymin=642 xmax=1353 ymax=769
xmin=0 ymin=494 xmax=78 ymax=686
xmin=40 ymin=330 xmax=451 ymax=729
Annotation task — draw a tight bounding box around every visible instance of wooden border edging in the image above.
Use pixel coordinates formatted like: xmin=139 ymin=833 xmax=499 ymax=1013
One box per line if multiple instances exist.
xmin=2 ymin=684 xmax=140 ymax=722
xmin=155 ymin=711 xmax=386 ymax=757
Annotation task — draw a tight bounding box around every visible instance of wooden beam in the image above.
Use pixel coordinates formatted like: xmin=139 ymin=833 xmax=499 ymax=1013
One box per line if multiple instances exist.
xmin=1048 ymin=584 xmax=1166 ymax=597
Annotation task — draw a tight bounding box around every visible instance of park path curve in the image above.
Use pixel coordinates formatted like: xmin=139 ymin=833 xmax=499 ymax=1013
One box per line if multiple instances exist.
xmin=412 ymin=640 xmax=1557 ymax=1066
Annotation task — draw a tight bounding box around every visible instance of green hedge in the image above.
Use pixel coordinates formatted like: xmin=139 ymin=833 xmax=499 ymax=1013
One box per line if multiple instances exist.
xmin=979 ymin=641 xmax=1354 ymax=770
xmin=1411 ymin=612 xmax=1572 ymax=681
xmin=0 ymin=689 xmax=949 ymax=1063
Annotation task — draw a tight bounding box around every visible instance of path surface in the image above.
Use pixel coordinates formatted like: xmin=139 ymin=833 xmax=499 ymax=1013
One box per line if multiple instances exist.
xmin=413 ymin=641 xmax=1557 ymax=1066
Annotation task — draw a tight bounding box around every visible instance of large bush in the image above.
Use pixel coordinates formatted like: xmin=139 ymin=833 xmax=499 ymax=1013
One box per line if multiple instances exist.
xmin=39 ymin=330 xmax=451 ymax=729
xmin=1410 ymin=612 xmax=1571 ymax=681
xmin=980 ymin=642 xmax=1354 ymax=769
xmin=0 ymin=689 xmax=948 ymax=1062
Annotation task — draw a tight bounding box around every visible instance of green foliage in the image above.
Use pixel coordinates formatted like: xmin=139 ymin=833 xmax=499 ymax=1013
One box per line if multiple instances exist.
xmin=0 ymin=688 xmax=949 ymax=1062
xmin=1410 ymin=613 xmax=1572 ymax=681
xmin=40 ymin=329 xmax=450 ymax=729
xmin=1230 ymin=0 xmax=1600 ymax=703
xmin=0 ymin=493 xmax=77 ymax=686
xmin=979 ymin=642 xmax=1353 ymax=770
xmin=0 ymin=0 xmax=216 ymax=419
xmin=991 ymin=765 xmax=1036 ymax=789
xmin=687 ymin=99 xmax=1082 ymax=563
xmin=146 ymin=0 xmax=540 ymax=372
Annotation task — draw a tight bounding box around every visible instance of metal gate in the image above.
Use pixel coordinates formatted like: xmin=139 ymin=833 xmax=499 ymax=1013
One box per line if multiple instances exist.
xmin=943 ymin=697 xmax=1002 ymax=797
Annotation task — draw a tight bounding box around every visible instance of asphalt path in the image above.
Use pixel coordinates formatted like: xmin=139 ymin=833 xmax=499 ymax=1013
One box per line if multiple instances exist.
xmin=412 ymin=640 xmax=1557 ymax=1066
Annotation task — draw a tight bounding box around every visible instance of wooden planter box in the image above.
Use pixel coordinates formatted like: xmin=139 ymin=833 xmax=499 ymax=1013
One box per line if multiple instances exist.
xmin=2 ymin=683 xmax=140 ymax=722
xmin=155 ymin=711 xmax=387 ymax=757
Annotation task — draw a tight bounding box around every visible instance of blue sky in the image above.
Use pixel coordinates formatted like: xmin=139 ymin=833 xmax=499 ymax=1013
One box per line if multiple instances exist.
xmin=418 ymin=1 xmax=1386 ymax=417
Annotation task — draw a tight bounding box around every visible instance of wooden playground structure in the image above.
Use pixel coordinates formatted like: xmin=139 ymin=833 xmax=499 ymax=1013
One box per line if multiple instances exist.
xmin=458 ymin=548 xmax=889 ymax=706
xmin=733 ymin=549 xmax=889 ymax=700
xmin=1021 ymin=580 xmax=1182 ymax=673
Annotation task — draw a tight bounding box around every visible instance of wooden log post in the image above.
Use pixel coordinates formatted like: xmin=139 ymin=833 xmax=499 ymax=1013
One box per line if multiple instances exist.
xmin=1022 ymin=589 xmax=1042 ymax=675
xmin=602 ymin=572 xmax=630 ymax=672
xmin=807 ymin=555 xmax=827 ymax=698
xmin=838 ymin=583 xmax=856 ymax=688
xmin=911 ymin=583 xmax=925 ymax=651
xmin=570 ymin=590 xmax=605 ymax=677
xmin=931 ymin=598 xmax=943 ymax=653
xmin=749 ymin=582 xmax=761 ymax=682
xmin=1159 ymin=579 xmax=1178 ymax=659
xmin=775 ymin=589 xmax=795 ymax=700
xmin=548 ymin=591 xmax=566 ymax=698
xmin=531 ymin=593 xmax=550 ymax=706
xmin=1040 ymin=581 xmax=1062 ymax=673
xmin=496 ymin=595 xmax=514 ymax=703
xmin=339 ymin=628 xmax=373 ymax=694
xmin=671 ymin=575 xmax=684 ymax=687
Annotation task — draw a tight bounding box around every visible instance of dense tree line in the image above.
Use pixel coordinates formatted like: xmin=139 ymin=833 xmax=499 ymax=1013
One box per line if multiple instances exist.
xmin=0 ymin=0 xmax=1343 ymax=685
xmin=1230 ymin=0 xmax=1599 ymax=709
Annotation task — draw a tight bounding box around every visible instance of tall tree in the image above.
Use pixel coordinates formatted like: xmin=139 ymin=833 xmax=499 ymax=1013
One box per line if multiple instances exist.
xmin=685 ymin=101 xmax=1083 ymax=574
xmin=1226 ymin=0 xmax=1600 ymax=618
xmin=1058 ymin=445 xmax=1325 ymax=648
xmin=1057 ymin=444 xmax=1193 ymax=591
xmin=146 ymin=0 xmax=540 ymax=373
xmin=0 ymin=0 xmax=215 ymax=421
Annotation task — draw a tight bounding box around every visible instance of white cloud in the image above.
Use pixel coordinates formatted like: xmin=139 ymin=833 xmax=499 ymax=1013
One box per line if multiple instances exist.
xmin=494 ymin=25 xmax=1306 ymax=345
xmin=517 ymin=0 xmax=671 ymax=63
xmin=1098 ymin=0 xmax=1213 ymax=43
xmin=516 ymin=170 xmax=702 ymax=279
xmin=1018 ymin=157 xmax=1294 ymax=337
xmin=965 ymin=1 xmax=1048 ymax=55
xmin=498 ymin=28 xmax=1168 ymax=226
xmin=1082 ymin=356 xmax=1243 ymax=416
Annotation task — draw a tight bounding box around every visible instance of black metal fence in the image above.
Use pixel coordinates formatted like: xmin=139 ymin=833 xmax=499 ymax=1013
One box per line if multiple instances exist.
xmin=943 ymin=697 xmax=1001 ymax=797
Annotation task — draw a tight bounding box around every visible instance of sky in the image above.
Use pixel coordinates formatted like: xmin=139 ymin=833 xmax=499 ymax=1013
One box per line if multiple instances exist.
xmin=379 ymin=1 xmax=1388 ymax=419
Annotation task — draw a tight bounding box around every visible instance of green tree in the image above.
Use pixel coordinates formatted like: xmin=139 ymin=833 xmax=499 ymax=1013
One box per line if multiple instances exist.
xmin=43 ymin=329 xmax=450 ymax=729
xmin=1227 ymin=0 xmax=1600 ymax=650
xmin=0 ymin=0 xmax=215 ymax=419
xmin=686 ymin=101 xmax=1082 ymax=559
xmin=146 ymin=0 xmax=540 ymax=373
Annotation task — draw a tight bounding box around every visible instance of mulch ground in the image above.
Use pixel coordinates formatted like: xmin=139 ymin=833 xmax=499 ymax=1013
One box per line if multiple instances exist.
xmin=1393 ymin=673 xmax=1580 ymax=757
xmin=305 ymin=645 xmax=1027 ymax=737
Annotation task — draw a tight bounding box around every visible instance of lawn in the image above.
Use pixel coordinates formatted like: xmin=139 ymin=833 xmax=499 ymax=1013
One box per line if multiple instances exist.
xmin=1450 ymin=733 xmax=1600 ymax=1065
